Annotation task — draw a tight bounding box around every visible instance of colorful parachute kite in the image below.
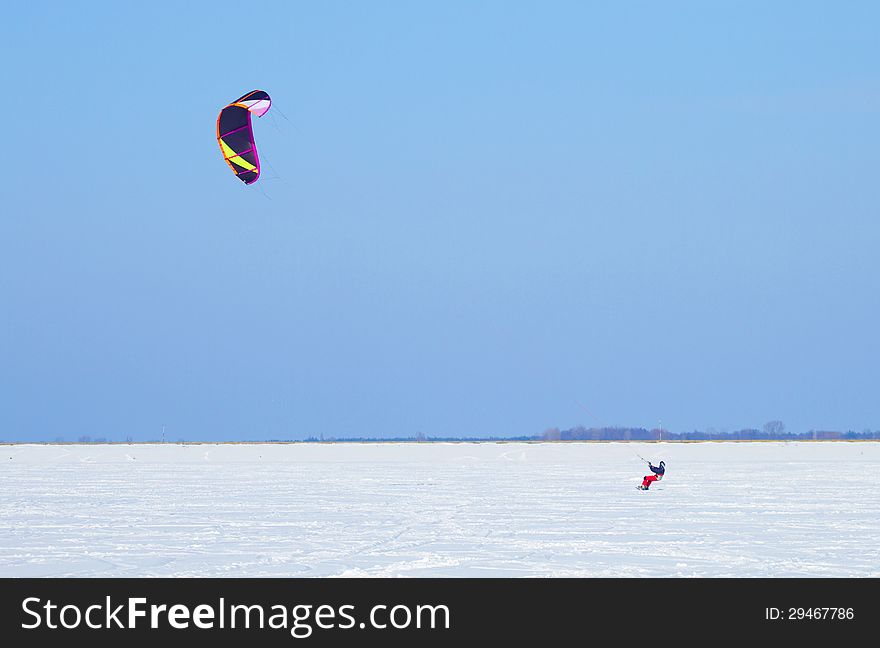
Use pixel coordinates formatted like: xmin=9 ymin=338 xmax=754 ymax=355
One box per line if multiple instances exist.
xmin=216 ymin=90 xmax=272 ymax=185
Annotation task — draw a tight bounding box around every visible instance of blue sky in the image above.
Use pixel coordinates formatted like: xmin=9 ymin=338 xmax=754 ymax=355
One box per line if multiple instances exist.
xmin=2 ymin=1 xmax=878 ymax=440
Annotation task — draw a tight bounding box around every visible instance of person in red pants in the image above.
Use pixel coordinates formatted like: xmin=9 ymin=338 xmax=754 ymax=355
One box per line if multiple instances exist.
xmin=638 ymin=461 xmax=665 ymax=490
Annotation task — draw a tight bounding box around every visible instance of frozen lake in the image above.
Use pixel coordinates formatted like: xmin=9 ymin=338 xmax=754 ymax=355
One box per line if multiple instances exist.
xmin=1 ymin=441 xmax=878 ymax=577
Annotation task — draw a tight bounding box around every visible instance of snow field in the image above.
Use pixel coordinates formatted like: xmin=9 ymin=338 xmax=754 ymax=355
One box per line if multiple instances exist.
xmin=1 ymin=441 xmax=878 ymax=577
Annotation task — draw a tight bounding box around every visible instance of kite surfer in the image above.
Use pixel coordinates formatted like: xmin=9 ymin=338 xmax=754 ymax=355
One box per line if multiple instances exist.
xmin=637 ymin=460 xmax=665 ymax=490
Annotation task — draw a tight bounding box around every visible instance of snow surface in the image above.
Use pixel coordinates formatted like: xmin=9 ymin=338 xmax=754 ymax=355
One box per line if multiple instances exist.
xmin=1 ymin=441 xmax=878 ymax=577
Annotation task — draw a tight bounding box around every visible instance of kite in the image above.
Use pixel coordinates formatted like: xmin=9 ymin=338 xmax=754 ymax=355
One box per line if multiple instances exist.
xmin=216 ymin=90 xmax=272 ymax=185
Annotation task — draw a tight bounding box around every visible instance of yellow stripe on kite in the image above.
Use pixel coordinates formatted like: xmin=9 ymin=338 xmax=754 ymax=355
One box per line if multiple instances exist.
xmin=229 ymin=155 xmax=256 ymax=171
xmin=219 ymin=139 xmax=257 ymax=171
xmin=220 ymin=139 xmax=236 ymax=157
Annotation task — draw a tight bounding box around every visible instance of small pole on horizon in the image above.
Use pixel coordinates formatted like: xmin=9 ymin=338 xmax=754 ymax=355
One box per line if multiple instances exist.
xmin=162 ymin=425 xmax=165 ymax=444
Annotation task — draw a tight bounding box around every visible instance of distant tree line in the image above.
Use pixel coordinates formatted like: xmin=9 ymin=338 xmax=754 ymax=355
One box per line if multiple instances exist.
xmin=540 ymin=422 xmax=880 ymax=441
xmin=7 ymin=420 xmax=877 ymax=443
xmin=299 ymin=434 xmax=538 ymax=443
xmin=301 ymin=423 xmax=880 ymax=442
